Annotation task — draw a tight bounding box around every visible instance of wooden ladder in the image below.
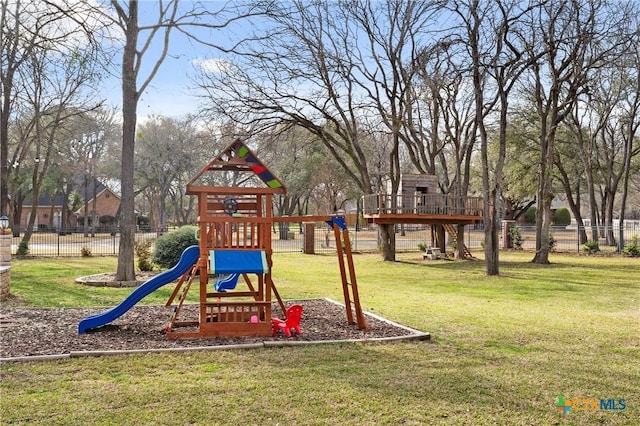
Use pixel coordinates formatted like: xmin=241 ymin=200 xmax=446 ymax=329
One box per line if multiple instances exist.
xmin=165 ymin=263 xmax=198 ymax=330
xmin=443 ymin=223 xmax=473 ymax=259
xmin=329 ymin=218 xmax=367 ymax=330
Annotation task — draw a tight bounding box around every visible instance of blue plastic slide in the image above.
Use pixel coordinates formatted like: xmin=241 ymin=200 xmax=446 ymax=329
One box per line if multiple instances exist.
xmin=78 ymin=245 xmax=200 ymax=334
xmin=214 ymin=273 xmax=240 ymax=292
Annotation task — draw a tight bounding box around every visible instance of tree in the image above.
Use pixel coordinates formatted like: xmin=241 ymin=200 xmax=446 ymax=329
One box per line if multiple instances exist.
xmin=107 ymin=0 xmax=265 ymax=281
xmin=553 ymin=123 xmax=589 ymax=243
xmin=1 ymin=0 xmax=104 ymax=223
xmin=347 ymin=0 xmax=441 ymax=261
xmin=60 ymin=109 xmax=119 ymax=236
xmin=134 ymin=115 xmax=201 ymax=229
xmin=196 ymin=0 xmax=443 ymax=260
xmin=473 ymin=118 xmax=537 ymax=223
xmin=521 ymin=0 xmax=619 ymax=264
xmin=3 ymin=2 xmax=105 ymax=246
xmin=447 ymin=0 xmax=536 ymax=273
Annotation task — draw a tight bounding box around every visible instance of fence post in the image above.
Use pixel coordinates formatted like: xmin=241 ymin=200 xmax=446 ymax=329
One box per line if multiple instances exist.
xmin=617 ymin=223 xmax=624 ymax=254
xmin=352 ymin=224 xmax=357 ymax=251
xmin=577 ymin=226 xmax=580 ymax=253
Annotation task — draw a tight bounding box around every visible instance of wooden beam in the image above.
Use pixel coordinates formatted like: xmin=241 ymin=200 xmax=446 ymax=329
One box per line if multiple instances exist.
xmin=364 ymin=214 xmax=480 ymax=225
xmin=273 ymin=215 xmax=334 ymax=223
xmin=186 ymin=185 xmax=285 ymax=195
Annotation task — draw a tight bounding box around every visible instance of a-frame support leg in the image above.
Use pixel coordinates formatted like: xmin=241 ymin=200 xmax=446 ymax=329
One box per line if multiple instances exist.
xmin=329 ymin=217 xmax=367 ymax=330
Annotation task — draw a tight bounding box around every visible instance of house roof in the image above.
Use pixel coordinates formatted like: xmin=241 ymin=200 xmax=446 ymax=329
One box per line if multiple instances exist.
xmin=23 ymin=174 xmax=110 ymax=207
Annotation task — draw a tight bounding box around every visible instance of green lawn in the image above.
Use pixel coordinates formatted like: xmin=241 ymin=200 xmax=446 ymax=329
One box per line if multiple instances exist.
xmin=1 ymin=252 xmax=638 ymax=425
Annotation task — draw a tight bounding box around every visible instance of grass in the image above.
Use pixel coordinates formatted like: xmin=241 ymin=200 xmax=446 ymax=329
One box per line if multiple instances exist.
xmin=1 ymin=252 xmax=639 ymax=425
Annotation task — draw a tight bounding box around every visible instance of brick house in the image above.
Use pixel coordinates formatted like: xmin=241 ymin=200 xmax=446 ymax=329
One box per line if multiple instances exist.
xmin=19 ymin=176 xmax=120 ymax=232
xmin=19 ymin=193 xmax=65 ymax=232
xmin=74 ymin=186 xmax=121 ymax=230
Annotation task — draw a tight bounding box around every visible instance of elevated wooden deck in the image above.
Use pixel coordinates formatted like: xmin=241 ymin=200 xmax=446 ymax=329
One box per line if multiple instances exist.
xmin=362 ymin=193 xmax=483 ymax=225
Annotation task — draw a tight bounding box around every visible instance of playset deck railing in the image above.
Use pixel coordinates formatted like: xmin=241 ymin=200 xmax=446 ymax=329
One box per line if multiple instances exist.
xmin=362 ymin=193 xmax=483 ymax=217
xmin=201 ymin=301 xmax=269 ymax=322
xmin=202 ymin=217 xmax=271 ymax=250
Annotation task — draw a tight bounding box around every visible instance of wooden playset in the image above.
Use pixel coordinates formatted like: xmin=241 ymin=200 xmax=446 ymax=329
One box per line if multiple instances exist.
xmin=163 ymin=139 xmax=367 ymax=339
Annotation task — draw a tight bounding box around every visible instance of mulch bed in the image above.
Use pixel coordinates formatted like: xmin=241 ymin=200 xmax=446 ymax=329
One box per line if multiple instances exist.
xmin=0 ymin=298 xmax=425 ymax=359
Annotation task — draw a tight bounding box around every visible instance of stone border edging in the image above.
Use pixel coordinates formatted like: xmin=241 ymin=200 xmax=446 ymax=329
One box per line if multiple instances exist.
xmin=75 ymin=274 xmax=142 ymax=288
xmin=1 ymin=333 xmax=431 ymax=364
xmin=0 ymin=298 xmax=431 ymax=364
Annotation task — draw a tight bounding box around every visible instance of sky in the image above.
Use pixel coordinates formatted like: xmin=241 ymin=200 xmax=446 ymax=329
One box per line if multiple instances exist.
xmin=98 ymin=1 xmax=242 ymax=121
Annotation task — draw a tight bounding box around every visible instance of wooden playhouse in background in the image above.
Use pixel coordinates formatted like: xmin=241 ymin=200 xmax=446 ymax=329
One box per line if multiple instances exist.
xmin=362 ymin=173 xmax=484 ymax=257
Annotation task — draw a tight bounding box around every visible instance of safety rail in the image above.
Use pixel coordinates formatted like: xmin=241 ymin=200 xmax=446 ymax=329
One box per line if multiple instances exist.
xmin=362 ymin=193 xmax=483 ymax=217
xmin=203 ymin=301 xmax=270 ymax=322
xmin=201 ymin=217 xmax=271 ymax=250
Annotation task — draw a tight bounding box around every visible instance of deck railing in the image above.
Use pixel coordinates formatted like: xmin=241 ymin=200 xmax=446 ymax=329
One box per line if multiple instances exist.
xmin=362 ymin=193 xmax=483 ymax=217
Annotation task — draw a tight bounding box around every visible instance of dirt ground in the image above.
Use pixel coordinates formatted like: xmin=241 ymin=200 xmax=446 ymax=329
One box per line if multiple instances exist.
xmin=0 ymin=298 xmax=423 ymax=359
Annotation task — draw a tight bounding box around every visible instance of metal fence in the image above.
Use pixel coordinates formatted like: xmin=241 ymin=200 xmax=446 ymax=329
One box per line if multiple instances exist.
xmin=8 ymin=222 xmax=640 ymax=257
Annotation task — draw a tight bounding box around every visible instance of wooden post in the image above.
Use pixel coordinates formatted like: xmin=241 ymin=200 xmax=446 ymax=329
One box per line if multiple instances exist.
xmin=303 ymin=222 xmax=315 ymax=254
xmin=0 ymin=230 xmax=11 ymax=301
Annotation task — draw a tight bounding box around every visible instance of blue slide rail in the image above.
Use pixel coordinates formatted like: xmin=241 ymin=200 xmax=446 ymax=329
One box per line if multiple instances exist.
xmin=78 ymin=245 xmax=200 ymax=334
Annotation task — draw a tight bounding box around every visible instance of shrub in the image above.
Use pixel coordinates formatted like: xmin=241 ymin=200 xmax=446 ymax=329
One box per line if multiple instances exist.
xmin=80 ymin=245 xmax=92 ymax=257
xmin=99 ymin=215 xmax=116 ymax=225
xmin=548 ymin=232 xmax=556 ymax=252
xmin=553 ymin=207 xmax=571 ymax=226
xmin=135 ymin=239 xmax=154 ymax=271
xmin=16 ymin=241 xmax=29 ymax=256
xmin=583 ymin=240 xmax=600 ymax=254
xmin=524 ymin=207 xmax=536 ymax=224
xmin=417 ymin=241 xmax=428 ymax=252
xmin=152 ymin=225 xmax=198 ymax=268
xmin=509 ymin=225 xmax=524 ymax=250
xmin=622 ymin=235 xmax=640 ymax=257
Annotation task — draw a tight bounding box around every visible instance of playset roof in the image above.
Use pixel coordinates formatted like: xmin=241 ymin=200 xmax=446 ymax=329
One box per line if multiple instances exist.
xmin=187 ymin=139 xmax=286 ymax=193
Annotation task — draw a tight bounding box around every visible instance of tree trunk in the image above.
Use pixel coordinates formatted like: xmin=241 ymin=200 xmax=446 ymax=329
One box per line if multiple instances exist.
xmin=115 ymin=3 xmax=139 ymax=282
xmin=456 ymin=223 xmax=465 ymax=260
xmin=379 ymin=224 xmax=395 ymax=261
xmin=532 ymin=157 xmax=553 ymax=264
xmin=484 ymin=199 xmax=500 ymax=274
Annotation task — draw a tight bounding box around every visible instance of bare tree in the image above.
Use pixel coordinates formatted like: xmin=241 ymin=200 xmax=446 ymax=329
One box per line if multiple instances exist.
xmin=1 ymin=0 xmax=103 ymax=223
xmin=447 ymin=0 xmax=537 ymax=273
xmin=196 ymin=0 xmax=442 ymax=260
xmin=107 ymin=0 xmax=266 ymax=281
xmin=344 ymin=0 xmax=441 ymax=260
xmin=414 ymin=38 xmax=476 ymax=259
xmin=521 ymin=0 xmax=620 ymax=264
xmin=3 ymin=4 xmax=104 ymax=247
xmin=617 ymin=13 xmax=640 ymax=247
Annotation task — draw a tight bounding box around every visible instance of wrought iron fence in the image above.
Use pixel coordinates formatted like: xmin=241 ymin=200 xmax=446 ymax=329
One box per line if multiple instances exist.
xmin=8 ymin=222 xmax=640 ymax=257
